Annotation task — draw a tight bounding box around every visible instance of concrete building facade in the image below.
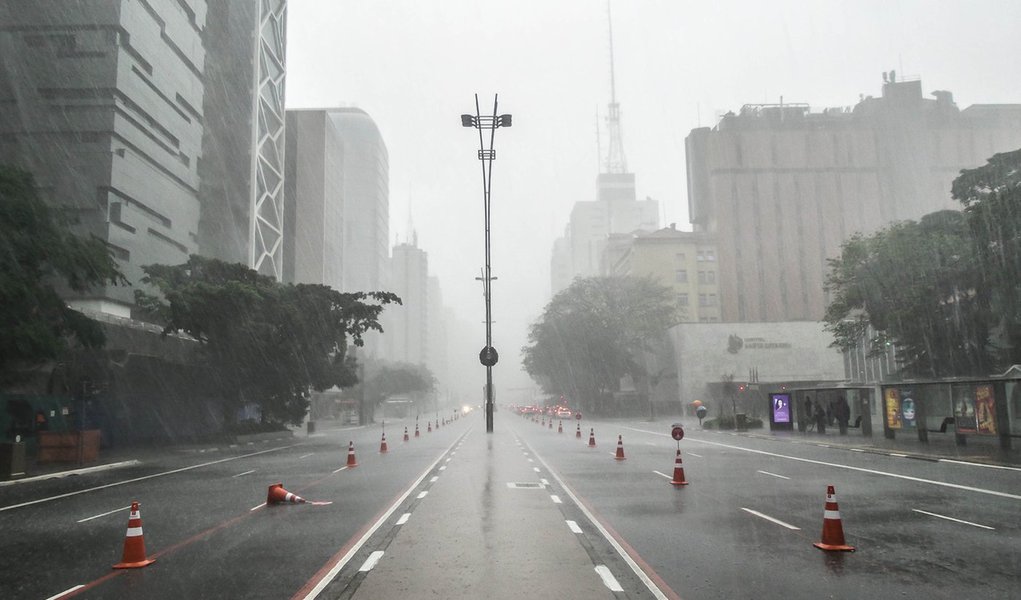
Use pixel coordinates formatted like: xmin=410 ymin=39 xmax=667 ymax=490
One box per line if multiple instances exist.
xmin=686 ymin=76 xmax=1021 ymax=322
xmin=387 ymin=241 xmax=428 ymax=367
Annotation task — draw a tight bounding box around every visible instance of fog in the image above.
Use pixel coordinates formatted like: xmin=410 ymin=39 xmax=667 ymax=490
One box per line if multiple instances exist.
xmin=286 ymin=0 xmax=1021 ymax=392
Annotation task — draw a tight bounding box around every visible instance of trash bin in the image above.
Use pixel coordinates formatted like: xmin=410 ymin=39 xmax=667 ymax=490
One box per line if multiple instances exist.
xmin=0 ymin=440 xmax=27 ymax=480
xmin=735 ymin=413 xmax=748 ymax=431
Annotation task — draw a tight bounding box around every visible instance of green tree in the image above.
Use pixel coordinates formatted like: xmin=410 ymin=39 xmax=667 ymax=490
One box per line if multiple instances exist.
xmin=0 ymin=165 xmax=125 ymax=373
xmin=953 ymin=148 xmax=1021 ymax=365
xmin=135 ymin=255 xmax=400 ymax=425
xmin=521 ymin=276 xmax=676 ymax=415
xmin=824 ymin=210 xmax=993 ymax=377
xmin=361 ymin=361 xmax=436 ymax=407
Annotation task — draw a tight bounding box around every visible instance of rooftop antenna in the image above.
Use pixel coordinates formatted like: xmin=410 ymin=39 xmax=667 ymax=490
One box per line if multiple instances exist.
xmin=603 ymin=0 xmax=627 ymax=174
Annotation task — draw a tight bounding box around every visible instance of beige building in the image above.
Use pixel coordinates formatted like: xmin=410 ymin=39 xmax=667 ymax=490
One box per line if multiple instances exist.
xmin=686 ymin=75 xmax=1021 ymax=322
xmin=607 ymin=225 xmax=720 ymax=323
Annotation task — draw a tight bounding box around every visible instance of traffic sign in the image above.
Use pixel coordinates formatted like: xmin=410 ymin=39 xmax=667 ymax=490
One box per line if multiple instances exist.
xmin=671 ymin=423 xmax=685 ymax=441
xmin=479 ymin=345 xmax=499 ymax=367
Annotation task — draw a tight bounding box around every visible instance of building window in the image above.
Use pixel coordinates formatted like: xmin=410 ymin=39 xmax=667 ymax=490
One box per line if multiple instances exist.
xmin=698 ymin=271 xmax=706 ymax=284
xmin=696 ymin=250 xmax=704 ymax=262
xmin=707 ymin=271 xmax=716 ymax=284
xmin=675 ymin=252 xmax=685 ymax=262
xmin=675 ymin=269 xmax=687 ymax=283
xmin=709 ymin=293 xmax=718 ymax=306
xmin=700 ymin=317 xmax=709 ymax=323
xmin=699 ymin=293 xmax=708 ymax=306
xmin=705 ymin=250 xmax=715 ymax=261
xmin=677 ymin=293 xmax=688 ymax=306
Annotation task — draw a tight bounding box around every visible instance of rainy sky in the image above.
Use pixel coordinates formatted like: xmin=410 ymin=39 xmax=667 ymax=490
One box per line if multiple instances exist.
xmin=286 ymin=0 xmax=1021 ymax=393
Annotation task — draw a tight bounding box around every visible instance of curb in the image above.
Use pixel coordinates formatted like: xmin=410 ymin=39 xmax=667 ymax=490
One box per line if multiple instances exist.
xmin=0 ymin=459 xmax=141 ymax=487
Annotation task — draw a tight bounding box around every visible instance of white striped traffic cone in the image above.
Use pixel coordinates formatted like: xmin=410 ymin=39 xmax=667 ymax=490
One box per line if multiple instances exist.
xmin=813 ymin=485 xmax=855 ymax=552
xmin=113 ymin=501 xmax=155 ymax=568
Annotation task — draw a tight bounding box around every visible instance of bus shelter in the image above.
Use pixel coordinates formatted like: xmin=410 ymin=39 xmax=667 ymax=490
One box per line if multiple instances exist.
xmin=785 ymin=385 xmax=877 ymax=437
xmin=880 ymin=375 xmax=1017 ymax=450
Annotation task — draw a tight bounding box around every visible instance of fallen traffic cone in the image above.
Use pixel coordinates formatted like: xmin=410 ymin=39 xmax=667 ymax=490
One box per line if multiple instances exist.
xmin=380 ymin=432 xmax=388 ymax=454
xmin=113 ymin=501 xmax=155 ymax=569
xmin=588 ymin=428 xmax=596 ymax=447
xmin=614 ymin=435 xmax=626 ymax=460
xmin=346 ymin=441 xmax=358 ymax=468
xmin=813 ymin=485 xmax=855 ymax=552
xmin=576 ymin=423 xmax=582 ymax=439
xmin=428 ymin=421 xmax=432 ymax=433
xmin=267 ymin=482 xmax=307 ymax=505
xmin=669 ymin=449 xmax=689 ymax=486
xmin=403 ymin=427 xmax=410 ymax=442
xmin=415 ymin=423 xmax=420 ymax=438
xmin=558 ymin=420 xmax=563 ymax=434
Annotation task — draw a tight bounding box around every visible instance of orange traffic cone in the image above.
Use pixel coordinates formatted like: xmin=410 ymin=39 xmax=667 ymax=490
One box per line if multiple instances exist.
xmin=346 ymin=441 xmax=358 ymax=468
xmin=428 ymin=421 xmax=432 ymax=433
xmin=403 ymin=427 xmax=409 ymax=442
xmin=669 ymin=449 xmax=689 ymax=486
xmin=541 ymin=416 xmax=546 ymax=427
xmin=267 ymin=482 xmax=307 ymax=505
xmin=614 ymin=435 xmax=626 ymax=460
xmin=549 ymin=418 xmax=553 ymax=429
xmin=558 ymin=420 xmax=563 ymax=434
xmin=379 ymin=432 xmax=388 ymax=454
xmin=576 ymin=423 xmax=582 ymax=439
xmin=588 ymin=428 xmax=596 ymax=447
xmin=415 ymin=423 xmax=420 ymax=438
xmin=113 ymin=501 xmax=155 ymax=569
xmin=813 ymin=485 xmax=855 ymax=552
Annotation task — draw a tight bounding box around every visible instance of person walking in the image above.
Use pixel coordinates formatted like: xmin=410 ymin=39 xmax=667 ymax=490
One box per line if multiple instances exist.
xmin=803 ymin=395 xmax=814 ymax=432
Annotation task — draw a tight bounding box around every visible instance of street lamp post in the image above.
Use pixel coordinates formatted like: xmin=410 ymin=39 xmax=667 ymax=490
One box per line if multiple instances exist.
xmin=461 ymin=94 xmax=512 ymax=434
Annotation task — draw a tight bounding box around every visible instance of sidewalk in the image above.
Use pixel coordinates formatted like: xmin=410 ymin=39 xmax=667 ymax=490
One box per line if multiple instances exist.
xmin=347 ymin=425 xmax=621 ymax=599
xmin=718 ymin=424 xmax=1021 ymax=467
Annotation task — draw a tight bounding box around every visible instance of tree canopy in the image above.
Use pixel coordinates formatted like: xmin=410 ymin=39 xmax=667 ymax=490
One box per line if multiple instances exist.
xmin=361 ymin=360 xmax=436 ymax=407
xmin=0 ymin=165 xmax=125 ymax=374
xmin=521 ymin=276 xmax=677 ymax=414
xmin=135 ymin=255 xmax=400 ymax=425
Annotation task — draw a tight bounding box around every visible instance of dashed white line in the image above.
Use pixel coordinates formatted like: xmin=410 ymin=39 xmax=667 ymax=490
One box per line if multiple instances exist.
xmin=429 ymin=476 xmax=439 ymax=483
xmin=550 ymin=495 xmax=563 ymax=504
xmin=358 ymin=551 xmax=384 ymax=572
xmin=540 ymin=478 xmax=550 ymax=486
xmin=77 ymin=505 xmax=131 ymax=523
xmin=416 ymin=491 xmax=428 ymax=499
xmin=533 ymin=467 xmax=541 ymax=473
xmin=527 ymin=458 xmax=534 ymax=463
xmin=890 ymin=453 xmax=908 ymax=458
xmin=439 ymin=466 xmax=447 ymax=471
xmin=850 ymin=448 xmax=865 ymax=453
xmin=913 ymin=509 xmax=995 ymax=530
xmin=445 ymin=458 xmax=452 ymax=463
xmin=687 ymin=452 xmax=703 ymax=458
xmin=395 ymin=513 xmax=411 ymax=526
xmin=940 ymin=459 xmax=1021 ymax=472
xmin=566 ymin=520 xmax=583 ymax=534
xmin=817 ymin=444 xmax=830 ymax=448
xmin=250 ymin=502 xmax=266 ymax=511
xmin=594 ymin=565 xmax=624 ymax=592
xmin=332 ymin=466 xmax=349 ymax=474
xmin=299 ymin=453 xmax=314 ymax=459
xmin=652 ymin=470 xmax=672 ymax=480
xmin=741 ymin=507 xmax=801 ymax=530
xmin=232 ymin=469 xmax=256 ymax=478
xmin=45 ymin=584 xmax=84 ymax=600
xmin=756 ymin=470 xmax=790 ymax=480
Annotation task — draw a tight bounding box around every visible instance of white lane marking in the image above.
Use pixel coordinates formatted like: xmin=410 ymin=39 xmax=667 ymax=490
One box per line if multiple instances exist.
xmin=416 ymin=491 xmax=428 ymax=499
xmin=527 ymin=458 xmax=534 ymax=463
xmin=0 ymin=460 xmax=140 ymax=488
xmin=594 ymin=565 xmax=625 ymax=592
xmin=232 ymin=469 xmax=256 ymax=478
xmin=913 ymin=509 xmax=995 ymax=530
xmin=540 ymin=478 xmax=550 ymax=486
xmin=0 ymin=444 xmax=299 ymax=513
xmin=756 ymin=470 xmax=790 ymax=480
xmin=940 ymin=459 xmax=1021 ymax=473
xmin=890 ymin=453 xmax=908 ymax=458
xmin=445 ymin=458 xmax=452 ymax=463
xmin=533 ymin=467 xmax=541 ymax=473
xmin=299 ymin=453 xmax=314 ymax=459
xmin=250 ymin=502 xmax=266 ymax=511
xmin=550 ymin=495 xmax=563 ymax=504
xmin=439 ymin=466 xmax=447 ymax=471
xmin=358 ymin=551 xmax=385 ymax=572
xmin=566 ymin=520 xmax=583 ymax=534
xmin=817 ymin=444 xmax=831 ymax=448
xmin=645 ymin=442 xmax=657 ymax=446
xmin=450 ymin=452 xmax=456 ymax=456
xmin=396 ymin=513 xmax=411 ymax=526
xmin=299 ymin=431 xmax=470 ymax=600
xmin=621 ymin=427 xmax=1021 ymax=502
xmin=741 ymin=507 xmax=801 ymax=530
xmin=608 ymin=452 xmax=618 ymax=457
xmin=332 ymin=466 xmax=349 ymax=474
xmin=652 ymin=470 xmax=672 ymax=480
xmin=77 ymin=505 xmax=131 ymax=523
xmin=850 ymin=449 xmax=865 ymax=453
xmin=430 ymin=476 xmax=439 ymax=483
xmin=523 ymin=440 xmax=670 ymax=600
xmin=45 ymin=584 xmax=84 ymax=600
xmin=687 ymin=452 xmax=703 ymax=458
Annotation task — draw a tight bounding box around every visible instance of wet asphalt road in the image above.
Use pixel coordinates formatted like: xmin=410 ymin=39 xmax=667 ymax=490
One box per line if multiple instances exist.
xmin=1 ymin=415 xmax=1018 ymax=600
